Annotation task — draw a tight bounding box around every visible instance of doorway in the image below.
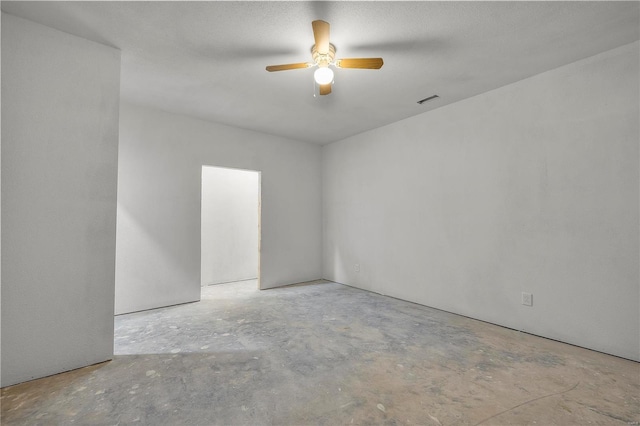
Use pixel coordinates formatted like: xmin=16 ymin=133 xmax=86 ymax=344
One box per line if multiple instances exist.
xmin=200 ymin=166 xmax=261 ymax=287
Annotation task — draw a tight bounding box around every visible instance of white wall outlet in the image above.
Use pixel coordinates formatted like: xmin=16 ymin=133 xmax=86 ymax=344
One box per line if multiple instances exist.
xmin=522 ymin=292 xmax=533 ymax=306
xmin=354 ymin=263 xmax=360 ymax=272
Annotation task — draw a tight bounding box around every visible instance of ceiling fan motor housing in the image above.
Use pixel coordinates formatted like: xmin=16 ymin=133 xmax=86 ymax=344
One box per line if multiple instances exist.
xmin=312 ymin=43 xmax=336 ymax=67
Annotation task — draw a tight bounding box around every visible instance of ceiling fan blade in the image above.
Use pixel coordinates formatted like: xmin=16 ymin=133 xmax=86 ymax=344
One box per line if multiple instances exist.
xmin=319 ymin=83 xmax=332 ymax=95
xmin=336 ymin=58 xmax=384 ymax=69
xmin=266 ymin=63 xmax=312 ymax=72
xmin=312 ymin=20 xmax=330 ymax=54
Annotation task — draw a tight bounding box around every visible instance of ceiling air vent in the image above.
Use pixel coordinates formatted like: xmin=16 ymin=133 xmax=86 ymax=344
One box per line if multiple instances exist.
xmin=417 ymin=95 xmax=439 ymax=105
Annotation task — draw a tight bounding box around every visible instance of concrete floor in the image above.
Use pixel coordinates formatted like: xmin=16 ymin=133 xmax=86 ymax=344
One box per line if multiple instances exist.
xmin=2 ymin=280 xmax=638 ymax=425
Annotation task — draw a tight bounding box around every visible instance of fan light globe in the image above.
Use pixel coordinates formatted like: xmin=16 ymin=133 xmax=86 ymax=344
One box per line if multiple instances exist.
xmin=314 ymin=67 xmax=334 ymax=85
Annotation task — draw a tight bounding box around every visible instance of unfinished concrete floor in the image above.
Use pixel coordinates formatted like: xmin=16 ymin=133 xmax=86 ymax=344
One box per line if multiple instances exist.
xmin=2 ymin=280 xmax=638 ymax=425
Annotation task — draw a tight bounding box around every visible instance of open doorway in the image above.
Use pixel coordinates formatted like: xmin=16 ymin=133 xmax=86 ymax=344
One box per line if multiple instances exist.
xmin=200 ymin=166 xmax=261 ymax=288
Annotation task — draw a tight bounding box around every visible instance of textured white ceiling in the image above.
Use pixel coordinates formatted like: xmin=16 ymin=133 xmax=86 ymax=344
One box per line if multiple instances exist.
xmin=2 ymin=1 xmax=639 ymax=144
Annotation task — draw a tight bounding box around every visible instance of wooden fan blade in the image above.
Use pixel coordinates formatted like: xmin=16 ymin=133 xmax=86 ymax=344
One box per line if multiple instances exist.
xmin=319 ymin=83 xmax=332 ymax=95
xmin=336 ymin=58 xmax=384 ymax=69
xmin=312 ymin=20 xmax=330 ymax=54
xmin=266 ymin=63 xmax=312 ymax=72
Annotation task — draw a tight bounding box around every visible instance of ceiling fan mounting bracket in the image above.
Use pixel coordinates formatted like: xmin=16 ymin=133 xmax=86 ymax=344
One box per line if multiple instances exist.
xmin=311 ymin=43 xmax=336 ymax=67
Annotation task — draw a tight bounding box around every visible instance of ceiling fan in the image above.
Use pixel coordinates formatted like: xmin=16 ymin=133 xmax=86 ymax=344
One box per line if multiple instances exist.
xmin=266 ymin=20 xmax=384 ymax=95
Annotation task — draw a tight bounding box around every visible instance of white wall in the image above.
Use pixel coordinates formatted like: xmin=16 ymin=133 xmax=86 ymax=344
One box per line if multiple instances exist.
xmin=201 ymin=166 xmax=259 ymax=286
xmin=1 ymin=7 xmax=4 ymax=382
xmin=1 ymin=13 xmax=121 ymax=386
xmin=115 ymin=102 xmax=322 ymax=314
xmin=323 ymin=42 xmax=639 ymax=361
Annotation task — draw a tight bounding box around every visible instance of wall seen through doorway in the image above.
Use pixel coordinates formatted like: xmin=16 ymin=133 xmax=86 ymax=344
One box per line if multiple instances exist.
xmin=201 ymin=166 xmax=260 ymax=286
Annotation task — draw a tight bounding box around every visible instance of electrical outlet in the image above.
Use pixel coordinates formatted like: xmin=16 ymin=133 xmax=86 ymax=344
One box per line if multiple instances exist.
xmin=354 ymin=263 xmax=360 ymax=272
xmin=522 ymin=292 xmax=533 ymax=306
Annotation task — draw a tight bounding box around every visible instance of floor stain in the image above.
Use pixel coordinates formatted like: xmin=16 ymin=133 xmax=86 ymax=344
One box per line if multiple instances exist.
xmin=2 ymin=280 xmax=638 ymax=425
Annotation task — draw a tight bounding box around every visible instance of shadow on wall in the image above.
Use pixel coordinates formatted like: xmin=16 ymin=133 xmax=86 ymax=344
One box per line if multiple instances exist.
xmin=115 ymin=203 xmax=196 ymax=314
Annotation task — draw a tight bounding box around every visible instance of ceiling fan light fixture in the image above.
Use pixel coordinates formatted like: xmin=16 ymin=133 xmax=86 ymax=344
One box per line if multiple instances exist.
xmin=314 ymin=67 xmax=334 ymax=85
